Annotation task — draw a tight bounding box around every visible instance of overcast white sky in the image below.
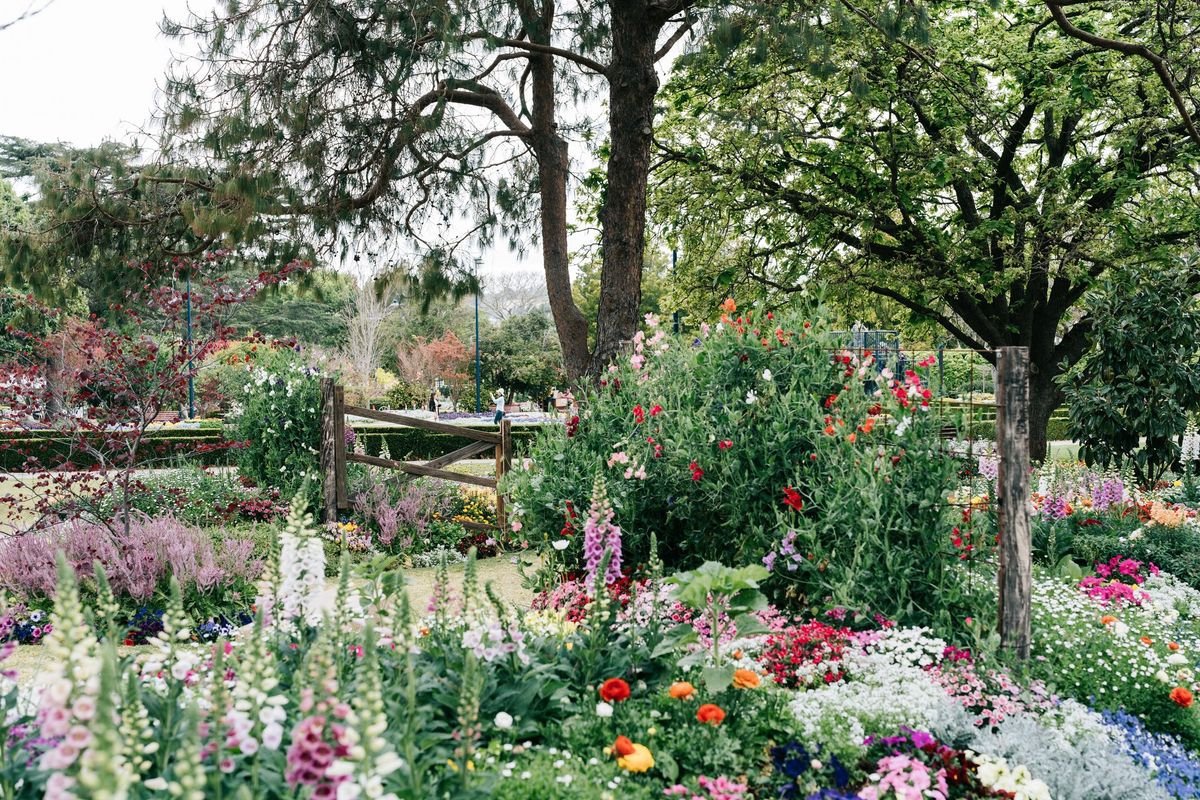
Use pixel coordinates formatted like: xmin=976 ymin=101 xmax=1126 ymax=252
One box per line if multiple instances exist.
xmin=0 ymin=0 xmax=540 ymax=276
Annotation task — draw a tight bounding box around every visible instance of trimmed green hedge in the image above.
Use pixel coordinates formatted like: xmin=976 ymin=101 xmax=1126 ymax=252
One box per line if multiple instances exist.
xmin=0 ymin=428 xmax=232 ymax=471
xmin=0 ymin=423 xmax=546 ymax=471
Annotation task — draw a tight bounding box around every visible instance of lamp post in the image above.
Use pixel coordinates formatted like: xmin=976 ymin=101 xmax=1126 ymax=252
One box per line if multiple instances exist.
xmin=474 ymin=256 xmax=482 ymax=414
xmin=671 ymin=248 xmax=681 ymax=335
xmin=185 ymin=270 xmax=195 ymax=419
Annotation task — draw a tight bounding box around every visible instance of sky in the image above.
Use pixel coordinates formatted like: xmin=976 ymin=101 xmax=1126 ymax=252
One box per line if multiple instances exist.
xmin=0 ymin=0 xmax=540 ymax=276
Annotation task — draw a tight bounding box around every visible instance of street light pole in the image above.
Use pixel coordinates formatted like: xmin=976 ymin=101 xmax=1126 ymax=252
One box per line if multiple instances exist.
xmin=474 ymin=256 xmax=482 ymax=414
xmin=185 ymin=270 xmax=195 ymax=419
xmin=671 ymin=248 xmax=681 ymax=335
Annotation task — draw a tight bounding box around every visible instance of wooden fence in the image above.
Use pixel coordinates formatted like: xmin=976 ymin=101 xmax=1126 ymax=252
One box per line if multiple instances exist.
xmin=319 ymin=379 xmax=512 ymax=533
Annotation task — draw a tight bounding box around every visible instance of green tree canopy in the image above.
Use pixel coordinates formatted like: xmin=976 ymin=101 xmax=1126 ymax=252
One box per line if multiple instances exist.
xmin=653 ymin=0 xmax=1200 ymax=458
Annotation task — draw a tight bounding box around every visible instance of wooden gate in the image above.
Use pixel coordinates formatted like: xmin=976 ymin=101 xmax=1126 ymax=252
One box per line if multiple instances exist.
xmin=319 ymin=379 xmax=512 ymax=533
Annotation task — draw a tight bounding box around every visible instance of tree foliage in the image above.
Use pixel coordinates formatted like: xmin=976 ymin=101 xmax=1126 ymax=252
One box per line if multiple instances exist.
xmin=1061 ymin=262 xmax=1200 ymax=484
xmin=479 ymin=310 xmax=565 ymax=400
xmin=653 ymin=0 xmax=1200 ymax=458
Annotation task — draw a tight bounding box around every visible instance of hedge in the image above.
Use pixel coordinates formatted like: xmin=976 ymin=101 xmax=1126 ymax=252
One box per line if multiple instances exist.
xmin=0 ymin=423 xmax=545 ymax=471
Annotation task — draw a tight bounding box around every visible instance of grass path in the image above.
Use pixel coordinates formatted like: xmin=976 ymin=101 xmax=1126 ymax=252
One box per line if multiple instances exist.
xmin=5 ymin=556 xmax=531 ymax=689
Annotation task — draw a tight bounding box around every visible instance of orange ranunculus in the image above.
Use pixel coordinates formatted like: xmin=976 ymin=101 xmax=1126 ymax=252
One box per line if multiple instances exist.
xmin=721 ymin=298 xmax=737 ymax=313
xmin=599 ymin=678 xmax=631 ymax=703
xmin=1170 ymin=642 xmax=1181 ymax=651
xmin=1100 ymin=615 xmax=1117 ymax=625
xmin=668 ymin=681 xmax=696 ymax=700
xmin=696 ymin=703 xmax=726 ymax=725
xmin=1141 ymin=636 xmax=1154 ymax=646
xmin=1171 ymin=687 xmax=1195 ymax=708
xmin=732 ymin=669 xmax=762 ymax=689
xmin=612 ymin=736 xmax=635 ymax=757
xmin=617 ymin=742 xmax=654 ymax=772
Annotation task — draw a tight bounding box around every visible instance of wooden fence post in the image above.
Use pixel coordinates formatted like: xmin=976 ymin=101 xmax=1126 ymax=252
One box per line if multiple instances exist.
xmin=320 ymin=378 xmax=338 ymax=524
xmin=495 ymin=418 xmax=512 ymax=534
xmin=333 ymin=384 xmax=347 ymax=511
xmin=995 ymin=347 xmax=1032 ymax=660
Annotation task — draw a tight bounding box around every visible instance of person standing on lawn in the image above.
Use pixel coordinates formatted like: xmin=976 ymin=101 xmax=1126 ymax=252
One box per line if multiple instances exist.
xmin=491 ymin=388 xmax=506 ymax=424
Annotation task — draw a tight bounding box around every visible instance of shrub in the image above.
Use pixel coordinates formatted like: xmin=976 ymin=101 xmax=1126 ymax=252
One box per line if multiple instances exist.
xmin=505 ymin=305 xmax=962 ymax=625
xmin=51 ymin=465 xmax=284 ymax=527
xmin=228 ymin=347 xmax=323 ymax=508
xmin=0 ymin=515 xmax=263 ymax=639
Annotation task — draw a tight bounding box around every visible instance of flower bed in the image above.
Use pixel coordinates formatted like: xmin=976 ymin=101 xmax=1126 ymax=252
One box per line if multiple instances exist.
xmin=4 ymin=497 xmax=1200 ymax=799
xmin=0 ymin=515 xmax=262 ymax=645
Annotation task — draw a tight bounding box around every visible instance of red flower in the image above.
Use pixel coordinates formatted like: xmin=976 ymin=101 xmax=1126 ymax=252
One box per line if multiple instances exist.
xmin=718 ymin=440 xmax=733 ymax=450
xmin=600 ymin=678 xmax=631 ymax=702
xmin=696 ymin=704 xmax=726 ymax=725
xmin=783 ymin=486 xmax=804 ymax=512
xmin=650 ymin=404 xmax=663 ymax=416
xmin=689 ymin=461 xmax=704 ymax=481
xmin=1172 ymin=687 xmax=1194 ymax=708
xmin=632 ymin=405 xmax=645 ymax=424
xmin=612 ymin=735 xmax=636 ymax=757
xmin=566 ymin=415 xmax=580 ymax=437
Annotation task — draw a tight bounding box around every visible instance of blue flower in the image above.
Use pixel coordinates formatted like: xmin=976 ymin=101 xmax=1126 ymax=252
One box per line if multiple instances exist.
xmin=1104 ymin=709 xmax=1200 ymax=798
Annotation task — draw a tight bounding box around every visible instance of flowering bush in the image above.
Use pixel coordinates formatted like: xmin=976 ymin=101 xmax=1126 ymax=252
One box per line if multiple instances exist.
xmin=0 ymin=515 xmax=261 ymax=643
xmin=228 ymin=346 xmax=324 ymax=507
xmin=505 ymin=305 xmax=963 ymax=626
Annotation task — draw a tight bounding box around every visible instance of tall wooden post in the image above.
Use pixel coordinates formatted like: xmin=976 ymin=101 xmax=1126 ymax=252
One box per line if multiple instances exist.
xmin=995 ymin=347 xmax=1032 ymax=659
xmin=333 ymin=384 xmax=347 ymax=511
xmin=495 ymin=418 xmax=512 ymax=534
xmin=320 ymin=378 xmax=338 ymax=524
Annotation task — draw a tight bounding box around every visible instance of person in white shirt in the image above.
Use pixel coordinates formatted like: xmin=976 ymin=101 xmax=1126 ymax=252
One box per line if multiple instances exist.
xmin=491 ymin=388 xmax=506 ymax=424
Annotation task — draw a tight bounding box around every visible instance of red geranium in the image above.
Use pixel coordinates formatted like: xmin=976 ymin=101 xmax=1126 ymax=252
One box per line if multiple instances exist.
xmin=600 ymin=678 xmax=631 ymax=702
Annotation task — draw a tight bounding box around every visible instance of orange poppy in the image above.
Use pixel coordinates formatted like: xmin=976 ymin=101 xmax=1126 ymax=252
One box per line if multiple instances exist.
xmin=1171 ymin=687 xmax=1194 ymax=708
xmin=1170 ymin=642 xmax=1181 ymax=651
xmin=1100 ymin=615 xmax=1117 ymax=625
xmin=668 ymin=681 xmax=696 ymax=700
xmin=732 ymin=669 xmax=762 ymax=689
xmin=696 ymin=703 xmax=726 ymax=725
xmin=599 ymin=678 xmax=631 ymax=702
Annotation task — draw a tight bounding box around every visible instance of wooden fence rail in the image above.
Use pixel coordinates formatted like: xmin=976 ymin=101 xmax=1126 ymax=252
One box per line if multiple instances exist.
xmin=319 ymin=379 xmax=511 ymax=532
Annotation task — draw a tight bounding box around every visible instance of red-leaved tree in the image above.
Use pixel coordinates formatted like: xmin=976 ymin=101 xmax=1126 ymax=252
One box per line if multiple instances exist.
xmin=0 ymin=253 xmax=310 ymax=534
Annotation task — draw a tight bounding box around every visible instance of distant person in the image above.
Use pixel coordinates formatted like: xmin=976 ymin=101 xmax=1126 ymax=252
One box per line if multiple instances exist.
xmin=491 ymin=388 xmax=506 ymax=424
xmin=428 ymin=391 xmax=437 ymax=414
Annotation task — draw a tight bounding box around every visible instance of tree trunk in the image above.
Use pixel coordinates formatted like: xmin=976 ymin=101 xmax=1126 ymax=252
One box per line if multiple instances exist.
xmin=529 ymin=47 xmax=590 ymax=379
xmin=1027 ymin=365 xmax=1062 ymax=464
xmin=590 ymin=0 xmax=665 ymax=375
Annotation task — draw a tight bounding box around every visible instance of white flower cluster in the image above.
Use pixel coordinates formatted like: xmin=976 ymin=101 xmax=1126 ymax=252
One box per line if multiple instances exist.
xmin=276 ymin=499 xmax=327 ymax=631
xmin=788 ymin=627 xmax=959 ymax=752
xmin=969 ymin=751 xmax=1051 ymax=800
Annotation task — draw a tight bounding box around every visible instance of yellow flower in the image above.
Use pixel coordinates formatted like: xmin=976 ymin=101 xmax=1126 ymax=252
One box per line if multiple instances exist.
xmin=617 ymin=743 xmax=654 ymax=772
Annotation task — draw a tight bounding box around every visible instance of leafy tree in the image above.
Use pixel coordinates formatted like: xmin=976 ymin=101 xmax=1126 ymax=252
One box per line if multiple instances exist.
xmin=156 ymin=0 xmax=810 ymax=380
xmin=479 ymin=310 xmax=565 ymax=400
xmin=1060 ymin=262 xmax=1200 ymax=484
xmin=0 ymin=138 xmax=306 ymax=313
xmin=653 ymin=0 xmax=1200 ymax=458
xmin=227 ymin=268 xmax=353 ymax=349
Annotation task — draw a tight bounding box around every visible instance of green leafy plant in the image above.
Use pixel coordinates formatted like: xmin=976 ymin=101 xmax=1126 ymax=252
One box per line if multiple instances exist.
xmin=667 ymin=561 xmax=770 ymax=689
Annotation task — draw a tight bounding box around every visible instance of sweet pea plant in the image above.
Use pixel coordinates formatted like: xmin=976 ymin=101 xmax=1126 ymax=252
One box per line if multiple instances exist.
xmin=505 ymin=303 xmax=964 ymax=628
